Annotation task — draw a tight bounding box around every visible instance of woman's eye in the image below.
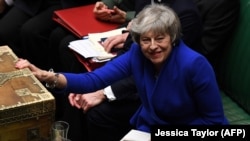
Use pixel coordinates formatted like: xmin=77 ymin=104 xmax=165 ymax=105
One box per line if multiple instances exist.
xmin=141 ymin=38 xmax=150 ymax=43
xmin=156 ymin=37 xmax=164 ymax=42
xmin=156 ymin=37 xmax=164 ymax=40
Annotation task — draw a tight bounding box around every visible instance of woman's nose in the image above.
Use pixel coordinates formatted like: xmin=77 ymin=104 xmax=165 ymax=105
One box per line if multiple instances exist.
xmin=149 ymin=39 xmax=157 ymax=49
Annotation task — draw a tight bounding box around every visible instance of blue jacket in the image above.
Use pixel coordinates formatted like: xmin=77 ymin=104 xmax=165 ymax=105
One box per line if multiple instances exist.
xmin=62 ymin=40 xmax=228 ymax=132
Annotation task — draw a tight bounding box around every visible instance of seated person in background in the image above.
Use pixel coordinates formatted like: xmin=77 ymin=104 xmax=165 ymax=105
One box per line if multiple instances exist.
xmin=18 ymin=0 xmax=97 ymax=70
xmin=0 ymin=0 xmax=97 ymax=70
xmin=192 ymin=0 xmax=240 ymax=71
xmin=0 ymin=0 xmax=61 ymax=58
xmin=49 ymin=0 xmax=135 ymax=72
xmin=15 ymin=3 xmax=228 ymax=137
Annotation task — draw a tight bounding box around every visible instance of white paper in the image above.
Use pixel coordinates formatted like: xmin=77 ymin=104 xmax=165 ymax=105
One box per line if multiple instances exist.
xmin=68 ymin=39 xmax=114 ymax=58
xmin=68 ymin=27 xmax=126 ymax=62
xmin=120 ymin=129 xmax=151 ymax=141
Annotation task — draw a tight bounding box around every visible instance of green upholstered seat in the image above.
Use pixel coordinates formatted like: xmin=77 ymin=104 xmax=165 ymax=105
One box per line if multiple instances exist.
xmin=221 ymin=91 xmax=250 ymax=124
xmin=217 ymin=0 xmax=250 ymax=124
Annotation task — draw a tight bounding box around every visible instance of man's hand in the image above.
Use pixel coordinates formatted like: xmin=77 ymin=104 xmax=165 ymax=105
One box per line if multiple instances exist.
xmin=102 ymin=32 xmax=129 ymax=52
xmin=109 ymin=6 xmax=126 ymax=23
xmin=93 ymin=2 xmax=114 ymax=21
xmin=68 ymin=90 xmax=106 ymax=112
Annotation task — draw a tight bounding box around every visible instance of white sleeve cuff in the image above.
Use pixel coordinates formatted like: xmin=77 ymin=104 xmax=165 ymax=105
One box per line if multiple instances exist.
xmin=5 ymin=0 xmax=14 ymax=6
xmin=103 ymin=86 xmax=116 ymax=101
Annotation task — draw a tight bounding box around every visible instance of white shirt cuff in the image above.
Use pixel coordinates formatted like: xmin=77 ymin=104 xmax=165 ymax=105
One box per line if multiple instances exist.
xmin=103 ymin=86 xmax=116 ymax=101
xmin=5 ymin=0 xmax=14 ymax=6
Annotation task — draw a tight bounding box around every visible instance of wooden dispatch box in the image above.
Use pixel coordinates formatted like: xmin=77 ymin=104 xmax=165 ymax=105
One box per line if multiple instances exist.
xmin=0 ymin=46 xmax=55 ymax=141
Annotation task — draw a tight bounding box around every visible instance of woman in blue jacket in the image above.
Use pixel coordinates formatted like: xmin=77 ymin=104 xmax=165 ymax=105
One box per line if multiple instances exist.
xmin=15 ymin=4 xmax=228 ymax=133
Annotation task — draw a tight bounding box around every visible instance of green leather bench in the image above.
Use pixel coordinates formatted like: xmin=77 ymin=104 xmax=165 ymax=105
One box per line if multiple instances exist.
xmin=216 ymin=0 xmax=250 ymax=124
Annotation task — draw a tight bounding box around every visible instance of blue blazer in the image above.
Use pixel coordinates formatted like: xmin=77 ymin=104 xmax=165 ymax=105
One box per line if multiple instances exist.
xmin=62 ymin=40 xmax=228 ymax=132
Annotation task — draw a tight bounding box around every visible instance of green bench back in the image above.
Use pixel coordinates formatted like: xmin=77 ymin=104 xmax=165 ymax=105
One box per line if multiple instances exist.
xmin=217 ymin=0 xmax=250 ymax=114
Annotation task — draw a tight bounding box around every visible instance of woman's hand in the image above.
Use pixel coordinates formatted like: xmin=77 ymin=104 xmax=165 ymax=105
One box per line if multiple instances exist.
xmin=15 ymin=58 xmax=53 ymax=82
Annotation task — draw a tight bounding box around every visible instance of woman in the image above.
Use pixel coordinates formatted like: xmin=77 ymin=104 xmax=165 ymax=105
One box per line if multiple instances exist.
xmin=15 ymin=4 xmax=228 ymax=133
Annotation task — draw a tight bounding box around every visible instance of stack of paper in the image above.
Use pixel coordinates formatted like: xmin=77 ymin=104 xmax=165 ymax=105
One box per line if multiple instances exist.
xmin=69 ymin=39 xmax=114 ymax=62
xmin=68 ymin=27 xmax=126 ymax=62
xmin=120 ymin=129 xmax=151 ymax=141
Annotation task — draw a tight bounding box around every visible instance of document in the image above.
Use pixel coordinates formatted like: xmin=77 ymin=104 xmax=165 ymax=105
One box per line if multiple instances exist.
xmin=68 ymin=39 xmax=115 ymax=62
xmin=120 ymin=129 xmax=151 ymax=141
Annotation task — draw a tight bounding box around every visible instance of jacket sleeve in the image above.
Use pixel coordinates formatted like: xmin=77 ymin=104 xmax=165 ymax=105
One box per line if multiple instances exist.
xmin=194 ymin=0 xmax=240 ymax=55
xmin=110 ymin=76 xmax=139 ymax=101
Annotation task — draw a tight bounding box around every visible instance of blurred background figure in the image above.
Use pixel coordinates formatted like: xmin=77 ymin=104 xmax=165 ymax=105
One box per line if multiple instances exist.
xmin=0 ymin=0 xmax=12 ymax=18
xmin=192 ymin=0 xmax=240 ymax=71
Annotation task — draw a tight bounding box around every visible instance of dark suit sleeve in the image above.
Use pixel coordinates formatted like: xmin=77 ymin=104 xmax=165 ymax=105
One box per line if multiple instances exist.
xmin=14 ymin=0 xmax=43 ymax=16
xmin=110 ymin=76 xmax=139 ymax=101
xmin=195 ymin=0 xmax=240 ymax=56
xmin=61 ymin=0 xmax=97 ymax=8
xmin=176 ymin=4 xmax=202 ymax=52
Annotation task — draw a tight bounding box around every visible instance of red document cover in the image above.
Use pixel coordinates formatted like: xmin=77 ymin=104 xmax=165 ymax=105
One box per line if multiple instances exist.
xmin=72 ymin=51 xmax=106 ymax=72
xmin=53 ymin=4 xmax=120 ymax=38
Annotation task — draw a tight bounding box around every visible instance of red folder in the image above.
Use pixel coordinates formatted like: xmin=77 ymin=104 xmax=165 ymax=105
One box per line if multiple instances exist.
xmin=53 ymin=4 xmax=120 ymax=38
xmin=72 ymin=51 xmax=106 ymax=72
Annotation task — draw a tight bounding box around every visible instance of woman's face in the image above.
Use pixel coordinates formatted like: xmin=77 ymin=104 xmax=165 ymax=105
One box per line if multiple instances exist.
xmin=140 ymin=30 xmax=172 ymax=69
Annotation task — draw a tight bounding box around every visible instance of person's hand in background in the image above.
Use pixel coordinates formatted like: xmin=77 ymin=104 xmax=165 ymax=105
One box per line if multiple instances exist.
xmin=102 ymin=32 xmax=129 ymax=52
xmin=109 ymin=6 xmax=126 ymax=23
xmin=93 ymin=1 xmax=114 ymax=21
xmin=68 ymin=90 xmax=106 ymax=112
